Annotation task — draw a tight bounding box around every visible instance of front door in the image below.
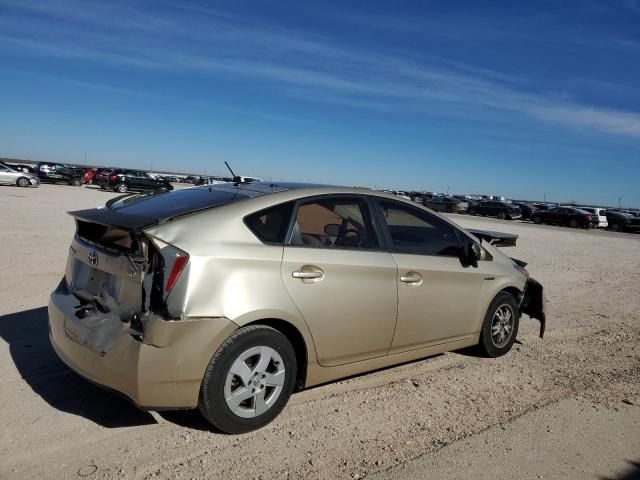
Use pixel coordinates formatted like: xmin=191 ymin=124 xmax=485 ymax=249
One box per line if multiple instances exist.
xmin=375 ymin=200 xmax=486 ymax=353
xmin=280 ymin=195 xmax=398 ymax=366
xmin=0 ymin=164 xmax=14 ymax=184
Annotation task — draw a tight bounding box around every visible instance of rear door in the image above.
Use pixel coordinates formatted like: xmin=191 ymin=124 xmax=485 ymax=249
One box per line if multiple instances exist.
xmin=280 ymin=195 xmax=398 ymax=366
xmin=374 ymin=199 xmax=485 ymax=352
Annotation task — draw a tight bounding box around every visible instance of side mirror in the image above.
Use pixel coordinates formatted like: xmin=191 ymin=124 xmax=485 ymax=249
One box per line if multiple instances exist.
xmin=462 ymin=242 xmax=482 ymax=267
xmin=471 ymin=243 xmax=482 ymax=261
xmin=324 ymin=223 xmax=341 ymax=237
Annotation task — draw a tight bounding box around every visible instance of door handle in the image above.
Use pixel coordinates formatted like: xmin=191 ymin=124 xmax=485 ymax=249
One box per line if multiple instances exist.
xmin=400 ymin=272 xmax=422 ymax=284
xmin=292 ymin=271 xmax=324 ymax=279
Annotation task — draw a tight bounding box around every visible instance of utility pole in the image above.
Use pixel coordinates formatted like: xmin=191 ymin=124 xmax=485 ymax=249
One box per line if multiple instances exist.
xmin=84 ymin=153 xmax=87 ymax=166
xmin=618 ymin=196 xmax=623 ymax=208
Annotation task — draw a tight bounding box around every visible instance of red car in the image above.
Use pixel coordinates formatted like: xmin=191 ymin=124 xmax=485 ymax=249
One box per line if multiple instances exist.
xmin=82 ymin=168 xmax=97 ymax=185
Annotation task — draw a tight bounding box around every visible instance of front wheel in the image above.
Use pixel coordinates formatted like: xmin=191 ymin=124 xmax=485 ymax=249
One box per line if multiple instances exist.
xmin=16 ymin=177 xmax=31 ymax=187
xmin=115 ymin=183 xmax=128 ymax=193
xmin=71 ymin=178 xmax=82 ymax=187
xmin=199 ymin=325 xmax=297 ymax=434
xmin=477 ymin=292 xmax=520 ymax=358
xmin=497 ymin=212 xmax=505 ymax=220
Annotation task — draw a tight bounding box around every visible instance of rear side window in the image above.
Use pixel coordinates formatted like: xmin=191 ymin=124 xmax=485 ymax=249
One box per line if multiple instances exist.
xmin=245 ymin=202 xmax=294 ymax=244
xmin=289 ymin=197 xmax=378 ymax=249
xmin=380 ymin=201 xmax=461 ymax=256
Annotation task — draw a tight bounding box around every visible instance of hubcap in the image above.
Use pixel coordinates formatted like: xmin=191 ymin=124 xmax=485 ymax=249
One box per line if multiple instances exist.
xmin=224 ymin=346 xmax=285 ymax=418
xmin=491 ymin=305 xmax=514 ymax=348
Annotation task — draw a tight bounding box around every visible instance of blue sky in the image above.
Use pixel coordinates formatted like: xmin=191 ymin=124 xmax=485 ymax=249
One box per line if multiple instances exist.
xmin=1 ymin=1 xmax=639 ymax=206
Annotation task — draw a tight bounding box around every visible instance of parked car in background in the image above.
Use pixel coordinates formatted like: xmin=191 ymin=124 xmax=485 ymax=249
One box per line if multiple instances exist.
xmin=49 ymin=184 xmax=546 ymax=434
xmin=0 ymin=161 xmax=40 ymax=187
xmin=605 ymin=211 xmax=640 ymax=233
xmin=423 ymin=196 xmax=469 ymax=213
xmin=468 ymin=201 xmax=522 ymax=220
xmin=104 ymin=170 xmax=174 ymax=193
xmin=532 ymin=207 xmax=596 ymax=228
xmin=513 ymin=203 xmax=539 ymax=220
xmin=95 ymin=169 xmax=115 ymax=189
xmin=36 ymin=162 xmax=83 ymax=186
xmin=83 ymin=168 xmax=97 ymax=185
xmin=580 ymin=207 xmax=608 ymax=228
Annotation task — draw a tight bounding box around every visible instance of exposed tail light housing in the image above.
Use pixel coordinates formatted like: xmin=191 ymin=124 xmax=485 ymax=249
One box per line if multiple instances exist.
xmin=110 ymin=174 xmax=118 ymax=181
xmin=165 ymin=254 xmax=189 ymax=293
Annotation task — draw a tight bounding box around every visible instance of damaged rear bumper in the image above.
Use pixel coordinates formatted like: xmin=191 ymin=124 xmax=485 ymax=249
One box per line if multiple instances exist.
xmin=48 ymin=280 xmax=236 ymax=409
xmin=521 ymin=277 xmax=547 ymax=338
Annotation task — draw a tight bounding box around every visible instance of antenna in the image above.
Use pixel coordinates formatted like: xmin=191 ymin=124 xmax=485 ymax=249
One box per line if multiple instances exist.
xmin=224 ymin=161 xmax=237 ymax=179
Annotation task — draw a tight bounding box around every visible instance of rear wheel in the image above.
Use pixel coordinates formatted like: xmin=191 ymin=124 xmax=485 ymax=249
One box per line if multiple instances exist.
xmin=497 ymin=212 xmax=506 ymax=220
xmin=611 ymin=223 xmax=622 ymax=232
xmin=199 ymin=325 xmax=297 ymax=434
xmin=16 ymin=177 xmax=30 ymax=187
xmin=569 ymin=219 xmax=578 ymax=228
xmin=533 ymin=216 xmax=542 ymax=224
xmin=115 ymin=183 xmax=128 ymax=193
xmin=477 ymin=292 xmax=519 ymax=357
xmin=71 ymin=178 xmax=82 ymax=187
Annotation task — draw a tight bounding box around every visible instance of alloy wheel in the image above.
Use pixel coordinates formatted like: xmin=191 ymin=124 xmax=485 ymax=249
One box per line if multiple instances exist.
xmin=491 ymin=305 xmax=514 ymax=348
xmin=224 ymin=346 xmax=286 ymax=418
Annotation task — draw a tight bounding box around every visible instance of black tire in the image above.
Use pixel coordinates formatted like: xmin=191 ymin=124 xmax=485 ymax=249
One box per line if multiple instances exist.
xmin=568 ymin=219 xmax=578 ymax=228
xmin=533 ymin=216 xmax=542 ymax=224
xmin=115 ymin=183 xmax=128 ymax=193
xmin=16 ymin=177 xmax=31 ymax=187
xmin=497 ymin=212 xmax=506 ymax=220
xmin=71 ymin=178 xmax=82 ymax=187
xmin=611 ymin=223 xmax=622 ymax=232
xmin=199 ymin=325 xmax=297 ymax=434
xmin=477 ymin=292 xmax=520 ymax=358
xmin=468 ymin=208 xmax=476 ymax=216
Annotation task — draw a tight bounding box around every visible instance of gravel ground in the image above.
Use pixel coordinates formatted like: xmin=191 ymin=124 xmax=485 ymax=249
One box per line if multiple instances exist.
xmin=0 ymin=184 xmax=638 ymax=480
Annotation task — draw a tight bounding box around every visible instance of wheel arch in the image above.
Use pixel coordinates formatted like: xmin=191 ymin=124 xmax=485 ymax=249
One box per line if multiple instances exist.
xmin=243 ymin=318 xmax=309 ymax=391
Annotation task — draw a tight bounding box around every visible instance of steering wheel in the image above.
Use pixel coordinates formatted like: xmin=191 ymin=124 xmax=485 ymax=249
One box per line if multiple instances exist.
xmin=335 ymin=227 xmax=361 ymax=247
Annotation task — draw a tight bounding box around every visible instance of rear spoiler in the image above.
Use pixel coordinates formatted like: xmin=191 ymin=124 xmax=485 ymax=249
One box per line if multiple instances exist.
xmin=468 ymin=229 xmax=518 ymax=247
xmin=69 ymin=208 xmax=160 ymax=231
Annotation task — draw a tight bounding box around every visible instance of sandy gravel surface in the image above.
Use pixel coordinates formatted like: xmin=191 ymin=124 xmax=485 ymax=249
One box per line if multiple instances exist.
xmin=0 ymin=184 xmax=638 ymax=480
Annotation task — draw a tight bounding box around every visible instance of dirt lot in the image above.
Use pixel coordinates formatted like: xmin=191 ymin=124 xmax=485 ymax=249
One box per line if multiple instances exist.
xmin=0 ymin=184 xmax=638 ymax=480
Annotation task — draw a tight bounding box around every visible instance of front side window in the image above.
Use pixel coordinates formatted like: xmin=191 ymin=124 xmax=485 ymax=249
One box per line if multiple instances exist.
xmin=380 ymin=201 xmax=461 ymax=256
xmin=290 ymin=197 xmax=378 ymax=249
xmin=245 ymin=202 xmax=294 ymax=244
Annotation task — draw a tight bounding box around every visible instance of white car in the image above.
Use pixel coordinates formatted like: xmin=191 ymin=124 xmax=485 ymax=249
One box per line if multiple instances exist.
xmin=581 ymin=207 xmax=608 ymax=228
xmin=0 ymin=162 xmax=40 ymax=187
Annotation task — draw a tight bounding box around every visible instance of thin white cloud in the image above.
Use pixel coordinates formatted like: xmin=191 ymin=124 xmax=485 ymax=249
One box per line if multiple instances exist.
xmin=1 ymin=0 xmax=640 ymax=137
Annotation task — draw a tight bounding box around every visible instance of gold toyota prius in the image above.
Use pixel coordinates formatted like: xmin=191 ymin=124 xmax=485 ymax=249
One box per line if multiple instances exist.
xmin=49 ymin=183 xmax=546 ymax=433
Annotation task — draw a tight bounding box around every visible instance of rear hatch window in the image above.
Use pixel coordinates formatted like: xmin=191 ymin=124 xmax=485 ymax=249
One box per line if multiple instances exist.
xmin=108 ymin=186 xmax=252 ymax=219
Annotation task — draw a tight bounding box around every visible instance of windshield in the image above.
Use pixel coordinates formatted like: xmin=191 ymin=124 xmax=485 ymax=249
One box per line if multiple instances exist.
xmin=0 ymin=163 xmax=18 ymax=173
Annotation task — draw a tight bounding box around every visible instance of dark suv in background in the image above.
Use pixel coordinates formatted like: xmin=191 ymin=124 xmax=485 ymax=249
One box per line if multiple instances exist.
xmin=606 ymin=211 xmax=640 ymax=233
xmin=532 ymin=207 xmax=596 ymax=228
xmin=105 ymin=170 xmax=173 ymax=193
xmin=36 ymin=162 xmax=84 ymax=186
xmin=468 ymin=201 xmax=522 ymax=220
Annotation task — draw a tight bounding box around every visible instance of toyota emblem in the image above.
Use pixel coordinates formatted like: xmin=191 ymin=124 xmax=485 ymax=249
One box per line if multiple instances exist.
xmin=88 ymin=249 xmax=98 ymax=267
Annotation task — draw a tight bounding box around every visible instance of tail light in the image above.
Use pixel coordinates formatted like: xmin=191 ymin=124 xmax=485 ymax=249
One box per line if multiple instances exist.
xmin=165 ymin=254 xmax=188 ymax=293
xmin=110 ymin=174 xmax=118 ymax=181
xmin=586 ymin=214 xmax=592 ymax=221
